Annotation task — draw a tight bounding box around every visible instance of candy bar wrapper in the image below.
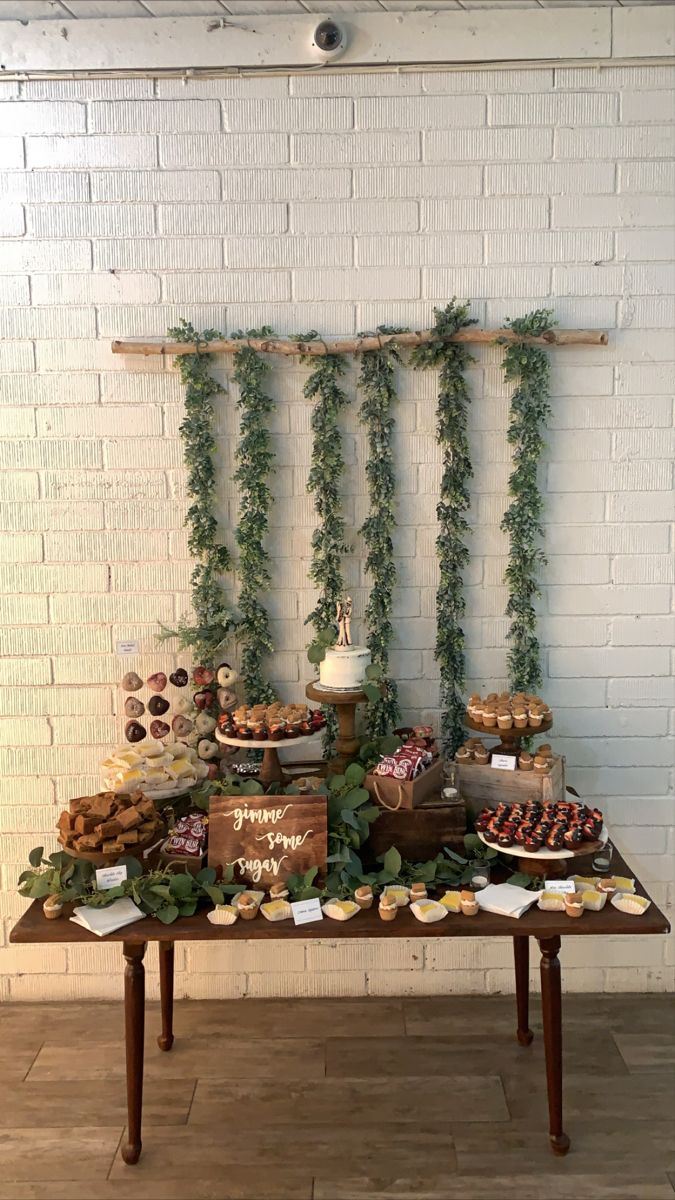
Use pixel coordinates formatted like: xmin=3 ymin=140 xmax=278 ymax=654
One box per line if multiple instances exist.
xmin=374 ymin=756 xmax=398 ymax=778
xmin=392 ymin=760 xmax=411 ymax=780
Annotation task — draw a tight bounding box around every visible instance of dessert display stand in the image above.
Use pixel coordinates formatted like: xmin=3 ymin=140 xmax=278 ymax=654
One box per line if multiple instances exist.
xmin=478 ymin=825 xmax=609 ymax=880
xmin=465 ymin=714 xmax=553 ymax=757
xmin=214 ymin=728 xmax=323 ymax=787
xmin=305 ymin=681 xmax=367 ymax=774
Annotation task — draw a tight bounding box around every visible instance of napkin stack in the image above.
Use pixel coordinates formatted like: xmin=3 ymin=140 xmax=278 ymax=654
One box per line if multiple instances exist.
xmin=474 ymin=883 xmax=539 ymax=919
xmin=70 ymin=898 xmax=145 ymax=937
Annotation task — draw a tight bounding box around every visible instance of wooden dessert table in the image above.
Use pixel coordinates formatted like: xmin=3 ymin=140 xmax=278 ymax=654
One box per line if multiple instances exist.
xmin=10 ymin=849 xmax=668 ymax=1168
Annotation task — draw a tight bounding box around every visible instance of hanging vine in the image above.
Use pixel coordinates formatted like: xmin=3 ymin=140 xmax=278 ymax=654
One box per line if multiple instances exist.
xmin=411 ymin=301 xmax=476 ymax=754
xmin=232 ymin=330 xmax=278 ymax=705
xmin=358 ymin=327 xmax=406 ymax=737
xmin=500 ymin=309 xmax=555 ymax=693
xmin=158 ymin=320 xmax=236 ymax=665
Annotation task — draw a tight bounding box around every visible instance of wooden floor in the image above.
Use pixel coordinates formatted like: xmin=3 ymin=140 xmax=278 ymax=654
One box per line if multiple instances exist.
xmin=0 ymin=995 xmax=673 ymax=1200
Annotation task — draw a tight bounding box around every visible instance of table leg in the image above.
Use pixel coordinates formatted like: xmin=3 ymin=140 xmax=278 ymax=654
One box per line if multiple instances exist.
xmin=157 ymin=941 xmax=174 ymax=1052
xmin=122 ymin=941 xmax=146 ymax=1166
xmin=513 ymin=935 xmax=533 ymax=1046
xmin=538 ymin=935 xmax=570 ymax=1156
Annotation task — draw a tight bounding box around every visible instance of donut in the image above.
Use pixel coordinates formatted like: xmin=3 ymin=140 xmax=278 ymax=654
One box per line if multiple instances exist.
xmin=217 ymin=662 xmax=239 ymax=687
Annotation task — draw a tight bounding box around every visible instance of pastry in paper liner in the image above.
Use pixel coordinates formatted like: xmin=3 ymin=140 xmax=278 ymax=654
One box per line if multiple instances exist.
xmin=569 ymin=875 xmax=600 ymax=891
xmin=581 ymin=889 xmax=607 ymax=911
xmin=438 ymin=891 xmax=462 ymax=913
xmin=323 ymin=899 xmax=360 ymax=921
xmin=382 ymin=885 xmax=410 ymax=907
xmin=537 ymin=890 xmax=567 ymax=912
xmin=612 ymin=876 xmax=636 ymax=894
xmin=207 ymin=905 xmax=239 ymax=926
xmin=611 ymin=893 xmax=650 ymax=916
xmin=410 ymin=899 xmax=448 ymax=924
xmin=260 ymin=899 xmax=293 ymax=922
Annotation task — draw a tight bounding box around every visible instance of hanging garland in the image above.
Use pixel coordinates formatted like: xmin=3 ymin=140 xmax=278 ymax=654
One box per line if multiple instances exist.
xmin=411 ymin=301 xmax=476 ymax=755
xmin=357 ymin=327 xmax=406 ymax=737
xmin=500 ymin=309 xmax=555 ymax=693
xmin=158 ymin=320 xmax=236 ymax=666
xmin=232 ymin=330 xmax=278 ymax=705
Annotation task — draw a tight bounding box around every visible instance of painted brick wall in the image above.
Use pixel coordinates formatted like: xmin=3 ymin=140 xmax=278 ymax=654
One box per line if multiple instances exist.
xmin=0 ymin=62 xmax=673 ymax=1000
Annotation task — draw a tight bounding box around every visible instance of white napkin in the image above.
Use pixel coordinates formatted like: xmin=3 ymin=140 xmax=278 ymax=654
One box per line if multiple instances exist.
xmin=474 ymin=883 xmax=539 ymax=919
xmin=70 ymin=897 xmax=145 ymax=937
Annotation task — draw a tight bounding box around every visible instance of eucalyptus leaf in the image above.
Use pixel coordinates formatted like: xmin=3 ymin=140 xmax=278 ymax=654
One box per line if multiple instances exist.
xmin=444 ymin=846 xmax=468 ymax=865
xmin=196 ymin=866 xmax=217 ymax=886
xmin=344 ymin=762 xmax=366 ymax=786
xmin=169 ymin=873 xmax=193 ymax=899
xmin=241 ymin=779 xmax=264 ymax=796
xmin=28 ymin=846 xmax=44 ymax=869
xmin=382 ymin=845 xmax=402 ymax=877
xmin=156 ymin=904 xmax=180 ymax=924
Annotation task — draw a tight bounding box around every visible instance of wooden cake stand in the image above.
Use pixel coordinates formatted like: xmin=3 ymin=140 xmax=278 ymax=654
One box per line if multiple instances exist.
xmin=214 ymin=729 xmax=322 ymax=787
xmin=306 ymin=681 xmax=367 ymax=774
xmin=465 ymin=714 xmax=553 ymax=756
xmin=478 ymin=826 xmax=608 ymax=879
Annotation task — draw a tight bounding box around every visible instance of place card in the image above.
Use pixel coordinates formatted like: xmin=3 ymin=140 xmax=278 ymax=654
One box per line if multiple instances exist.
xmin=116 ymin=639 xmax=140 ymax=656
xmin=490 ymin=753 xmax=517 ymax=771
xmin=544 ymin=879 xmax=576 ymax=893
xmin=291 ymin=898 xmax=324 ymax=926
xmin=95 ymin=864 xmax=128 ymax=891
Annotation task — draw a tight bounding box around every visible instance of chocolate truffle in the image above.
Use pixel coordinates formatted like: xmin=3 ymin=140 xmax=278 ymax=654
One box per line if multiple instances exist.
xmin=125 ymin=719 xmax=146 ymax=742
xmin=148 ymin=695 xmax=170 ymax=716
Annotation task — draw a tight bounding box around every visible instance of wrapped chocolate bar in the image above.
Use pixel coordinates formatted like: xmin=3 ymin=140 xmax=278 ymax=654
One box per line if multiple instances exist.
xmin=374 ymin=755 xmax=398 ymax=778
xmin=166 ymin=811 xmax=207 ymax=858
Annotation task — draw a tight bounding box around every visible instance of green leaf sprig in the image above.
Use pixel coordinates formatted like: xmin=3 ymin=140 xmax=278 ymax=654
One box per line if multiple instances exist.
xmin=500 ymin=309 xmax=555 ymax=692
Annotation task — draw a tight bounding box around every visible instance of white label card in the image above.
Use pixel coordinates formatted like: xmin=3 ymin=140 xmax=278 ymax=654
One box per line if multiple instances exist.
xmin=291 ymin=898 xmax=324 ymax=926
xmin=490 ymin=753 xmax=517 ymax=771
xmin=116 ymin=640 xmax=139 ymax=656
xmin=544 ymin=879 xmax=576 ymax=893
xmin=95 ymin=864 xmax=128 ymax=891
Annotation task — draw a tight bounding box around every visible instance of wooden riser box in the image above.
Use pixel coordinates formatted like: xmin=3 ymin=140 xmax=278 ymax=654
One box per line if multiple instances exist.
xmin=364 ymin=799 xmax=466 ymax=865
xmin=458 ymin=755 xmax=566 ymax=820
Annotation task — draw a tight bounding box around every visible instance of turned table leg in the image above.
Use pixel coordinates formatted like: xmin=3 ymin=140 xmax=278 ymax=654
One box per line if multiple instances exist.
xmin=538 ymin=935 xmax=570 ymax=1156
xmin=157 ymin=941 xmax=174 ymax=1052
xmin=122 ymin=941 xmax=146 ymax=1166
xmin=513 ymin=935 xmax=533 ymax=1046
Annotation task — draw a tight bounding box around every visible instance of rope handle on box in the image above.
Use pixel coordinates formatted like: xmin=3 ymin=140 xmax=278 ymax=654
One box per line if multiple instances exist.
xmin=372 ymin=779 xmax=405 ymax=812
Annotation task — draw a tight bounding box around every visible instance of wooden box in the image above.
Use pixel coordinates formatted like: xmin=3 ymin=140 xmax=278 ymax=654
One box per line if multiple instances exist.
xmin=458 ymin=755 xmax=565 ymax=820
xmin=207 ymin=794 xmax=327 ymax=887
xmin=364 ymin=798 xmax=466 ymax=864
xmin=365 ymin=756 xmax=444 ymax=811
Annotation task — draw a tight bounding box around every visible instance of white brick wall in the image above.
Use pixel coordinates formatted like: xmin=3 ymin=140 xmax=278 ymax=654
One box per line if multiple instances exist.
xmin=0 ymin=61 xmax=673 ymax=999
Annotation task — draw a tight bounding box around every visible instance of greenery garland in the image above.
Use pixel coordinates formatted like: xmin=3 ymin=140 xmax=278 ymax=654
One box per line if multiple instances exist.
xmin=232 ymin=330 xmax=277 ymax=705
xmin=411 ymin=301 xmax=476 ymax=755
xmin=357 ymin=327 xmax=406 ymax=737
xmin=158 ymin=320 xmax=236 ymax=665
xmin=500 ymin=309 xmax=555 ymax=692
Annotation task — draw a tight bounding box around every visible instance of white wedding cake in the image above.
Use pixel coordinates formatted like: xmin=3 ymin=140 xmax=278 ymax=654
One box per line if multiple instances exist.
xmin=319 ymin=645 xmax=371 ymax=691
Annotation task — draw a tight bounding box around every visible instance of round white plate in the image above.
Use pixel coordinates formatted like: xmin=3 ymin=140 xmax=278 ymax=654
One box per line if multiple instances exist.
xmin=478 ymin=824 xmax=608 ymax=861
xmin=108 ymin=782 xmax=196 ymax=801
xmin=214 ymin=728 xmax=323 ymax=751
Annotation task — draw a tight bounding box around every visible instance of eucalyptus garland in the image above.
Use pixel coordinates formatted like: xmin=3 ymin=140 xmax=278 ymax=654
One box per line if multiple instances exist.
xmin=411 ymin=301 xmax=476 ymax=754
xmin=232 ymin=330 xmax=277 ymax=705
xmin=500 ymin=309 xmax=554 ymax=692
xmin=358 ymin=327 xmax=406 ymax=736
xmin=158 ymin=320 xmax=236 ymax=665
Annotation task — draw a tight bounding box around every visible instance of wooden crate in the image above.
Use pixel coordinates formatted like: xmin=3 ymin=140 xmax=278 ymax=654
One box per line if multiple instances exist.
xmin=364 ymin=798 xmax=466 ymax=864
xmin=365 ymin=756 xmax=444 ymax=811
xmin=458 ymin=755 xmax=565 ymax=819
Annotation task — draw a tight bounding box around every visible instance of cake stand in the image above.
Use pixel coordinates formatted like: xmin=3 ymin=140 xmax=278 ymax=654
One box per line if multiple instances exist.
xmin=478 ymin=826 xmax=608 ymax=879
xmin=214 ymin=728 xmax=323 ymax=787
xmin=465 ymin=714 xmax=553 ymax=756
xmin=305 ymin=681 xmax=368 ymax=774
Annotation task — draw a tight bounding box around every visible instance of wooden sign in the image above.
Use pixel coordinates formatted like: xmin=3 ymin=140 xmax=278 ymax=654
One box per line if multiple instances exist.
xmin=207 ymin=795 xmax=327 ymax=887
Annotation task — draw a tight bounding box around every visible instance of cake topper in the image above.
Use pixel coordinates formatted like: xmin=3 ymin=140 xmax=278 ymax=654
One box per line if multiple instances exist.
xmin=335 ymin=595 xmax=353 ymax=649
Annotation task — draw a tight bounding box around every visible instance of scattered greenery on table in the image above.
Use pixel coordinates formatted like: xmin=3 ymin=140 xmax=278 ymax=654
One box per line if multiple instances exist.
xmin=158 ymin=321 xmax=236 ymax=664
xmin=232 ymin=330 xmax=278 ymax=704
xmin=499 ymin=309 xmax=555 ymax=692
xmin=411 ymin=301 xmax=476 ymax=755
xmin=358 ymin=328 xmax=407 ymax=736
xmin=18 ymin=848 xmax=95 ymax=902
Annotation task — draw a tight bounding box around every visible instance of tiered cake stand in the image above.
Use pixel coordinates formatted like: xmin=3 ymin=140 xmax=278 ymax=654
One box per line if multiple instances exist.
xmin=465 ymin=714 xmax=553 ymax=757
xmin=214 ymin=728 xmax=323 ymax=787
xmin=306 ymin=681 xmax=367 ymax=774
xmin=478 ymin=825 xmax=608 ymax=880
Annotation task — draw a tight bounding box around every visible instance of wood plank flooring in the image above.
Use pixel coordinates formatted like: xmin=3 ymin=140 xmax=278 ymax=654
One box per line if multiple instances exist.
xmin=0 ymin=995 xmax=672 ymax=1200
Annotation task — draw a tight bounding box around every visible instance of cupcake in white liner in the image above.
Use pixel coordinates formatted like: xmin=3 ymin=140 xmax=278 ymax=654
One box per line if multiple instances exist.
xmin=323 ymin=899 xmax=360 ymax=921
xmin=611 ymin=893 xmax=650 ymax=916
xmin=410 ymin=899 xmax=448 ymax=924
xmin=207 ymin=904 xmax=239 ymax=926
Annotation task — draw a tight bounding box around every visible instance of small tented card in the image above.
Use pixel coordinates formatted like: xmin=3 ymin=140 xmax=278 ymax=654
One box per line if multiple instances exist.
xmin=490 ymin=753 xmax=517 ymax=771
xmin=291 ymin=898 xmax=323 ymax=926
xmin=95 ymin=864 xmax=128 ymax=891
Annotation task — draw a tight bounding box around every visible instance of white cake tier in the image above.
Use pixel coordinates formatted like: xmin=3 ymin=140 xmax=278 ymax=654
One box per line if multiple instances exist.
xmin=319 ymin=646 xmax=371 ymax=691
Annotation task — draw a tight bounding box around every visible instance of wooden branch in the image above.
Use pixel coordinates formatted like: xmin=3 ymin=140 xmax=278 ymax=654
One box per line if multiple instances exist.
xmin=111 ymin=328 xmax=608 ymax=358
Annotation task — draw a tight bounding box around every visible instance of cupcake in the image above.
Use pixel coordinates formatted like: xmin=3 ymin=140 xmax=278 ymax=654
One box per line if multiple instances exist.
xmin=497 ymin=712 xmax=513 ymax=730
xmin=468 ymin=694 xmax=481 ymax=718
xmin=474 ymin=746 xmax=490 ymax=765
xmin=43 ymin=896 xmax=63 ymax=921
xmin=354 ymin=885 xmax=374 ymax=910
xmin=537 ymin=744 xmax=552 ymax=757
xmin=518 ymin=751 xmax=533 ymax=772
xmin=410 ymin=882 xmax=427 ymax=902
xmin=513 ymin=710 xmax=528 ymax=729
xmin=269 ymin=882 xmax=289 ymax=901
xmin=379 ymin=895 xmax=398 ymax=922
xmin=597 ymin=877 xmax=617 ymax=896
xmin=533 ymin=756 xmax=551 ymax=774
xmin=486 ymin=692 xmax=498 ymax=703
xmin=498 ymin=691 xmax=511 ymax=703
xmin=564 ymin=893 xmax=584 ymax=919
xmin=236 ymin=892 xmax=260 ymax=920
xmin=460 ymin=889 xmax=479 ymax=917
xmin=528 ymin=709 xmax=543 ymax=728
xmin=482 ymin=708 xmax=498 ymax=729
xmin=455 ymin=746 xmax=473 ymax=764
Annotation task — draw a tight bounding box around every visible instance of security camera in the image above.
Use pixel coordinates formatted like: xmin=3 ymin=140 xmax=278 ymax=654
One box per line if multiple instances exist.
xmin=310 ymin=18 xmax=347 ymax=62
